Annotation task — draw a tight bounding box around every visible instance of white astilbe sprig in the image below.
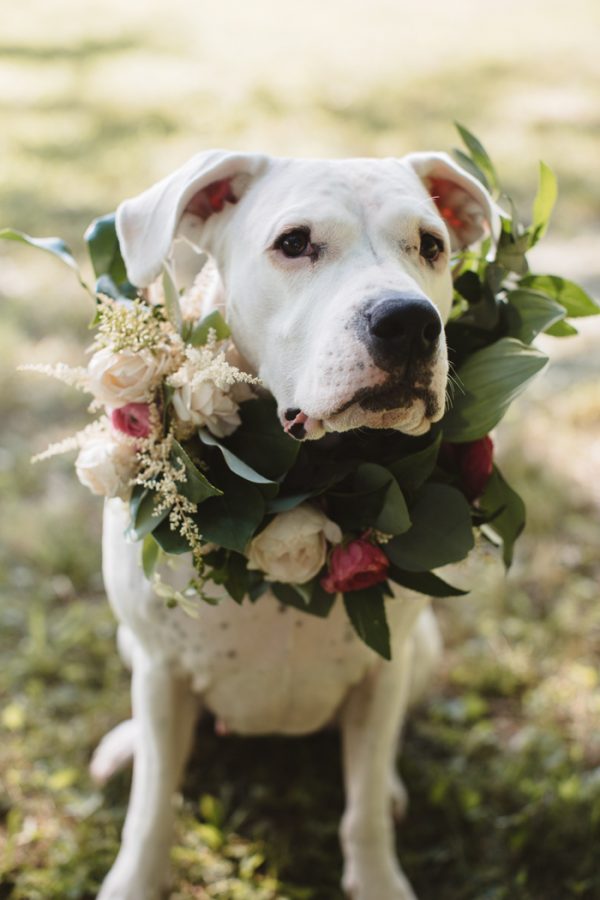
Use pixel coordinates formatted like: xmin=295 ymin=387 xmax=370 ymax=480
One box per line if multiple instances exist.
xmin=168 ymin=331 xmax=260 ymax=393
xmin=31 ymin=418 xmax=111 ymax=462
xmin=18 ymin=362 xmax=90 ymax=392
xmin=134 ymin=431 xmax=204 ymax=567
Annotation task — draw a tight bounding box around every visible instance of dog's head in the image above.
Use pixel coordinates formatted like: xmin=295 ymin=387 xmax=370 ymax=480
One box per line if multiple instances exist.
xmin=117 ymin=151 xmax=497 ymax=439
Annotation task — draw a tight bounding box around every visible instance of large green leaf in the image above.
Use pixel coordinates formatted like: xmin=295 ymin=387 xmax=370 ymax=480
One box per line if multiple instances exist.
xmin=530 ymin=162 xmax=557 ymax=246
xmin=388 ymin=434 xmax=441 ymax=491
xmin=198 ymin=428 xmax=276 ymax=485
xmin=195 ymin=476 xmax=265 ymax=553
xmin=478 ymin=465 xmax=525 ymax=567
xmin=343 ymin=586 xmax=391 ymax=660
xmin=355 ymin=464 xmax=410 ymax=535
xmin=388 ymin=565 xmax=468 ymax=598
xmin=171 ymin=440 xmax=222 ymax=504
xmin=386 ymin=484 xmax=474 ymax=572
xmin=271 ymin=581 xmax=336 ymax=618
xmin=223 ymin=397 xmax=300 ymax=480
xmin=0 ymin=228 xmax=90 ymax=293
xmin=442 ymin=338 xmax=548 ymax=443
xmin=455 ymin=123 xmax=499 ymax=193
xmin=504 ymin=289 xmax=566 ymax=344
xmin=129 ymin=486 xmax=170 ymax=540
xmin=519 ymin=274 xmax=600 ymax=318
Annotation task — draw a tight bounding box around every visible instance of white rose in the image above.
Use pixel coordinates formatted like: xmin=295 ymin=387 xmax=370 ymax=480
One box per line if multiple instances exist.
xmin=75 ymin=436 xmax=136 ymax=499
xmin=87 ymin=347 xmax=167 ymax=406
xmin=171 ymin=378 xmax=240 ymax=438
xmin=246 ymin=505 xmax=342 ymax=584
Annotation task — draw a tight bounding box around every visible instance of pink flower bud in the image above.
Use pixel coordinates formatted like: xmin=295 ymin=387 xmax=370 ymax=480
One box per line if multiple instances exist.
xmin=110 ymin=403 xmax=152 ymax=439
xmin=440 ymin=435 xmax=494 ymax=501
xmin=321 ymin=536 xmax=390 ymax=594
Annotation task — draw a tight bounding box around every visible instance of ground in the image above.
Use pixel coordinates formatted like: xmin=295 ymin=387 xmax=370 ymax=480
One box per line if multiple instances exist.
xmin=1 ymin=3 xmax=600 ymax=898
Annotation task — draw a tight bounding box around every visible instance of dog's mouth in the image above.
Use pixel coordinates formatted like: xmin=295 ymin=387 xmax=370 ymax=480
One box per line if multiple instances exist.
xmin=281 ymin=379 xmax=443 ymax=441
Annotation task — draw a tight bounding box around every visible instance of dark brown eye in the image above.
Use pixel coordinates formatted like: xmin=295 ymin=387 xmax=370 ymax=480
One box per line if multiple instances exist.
xmin=275 ymin=228 xmax=311 ymax=258
xmin=419 ymin=232 xmax=444 ymax=263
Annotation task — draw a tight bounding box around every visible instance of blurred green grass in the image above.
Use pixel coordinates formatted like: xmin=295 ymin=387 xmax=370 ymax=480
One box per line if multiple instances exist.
xmin=1 ymin=2 xmax=600 ymax=898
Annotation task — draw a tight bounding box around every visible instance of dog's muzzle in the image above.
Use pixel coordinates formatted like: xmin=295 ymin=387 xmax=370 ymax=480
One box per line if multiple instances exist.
xmin=362 ymin=294 xmax=442 ymax=371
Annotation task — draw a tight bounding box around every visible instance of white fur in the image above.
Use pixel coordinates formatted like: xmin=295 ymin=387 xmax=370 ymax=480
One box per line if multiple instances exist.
xmin=96 ymin=151 xmax=496 ymax=899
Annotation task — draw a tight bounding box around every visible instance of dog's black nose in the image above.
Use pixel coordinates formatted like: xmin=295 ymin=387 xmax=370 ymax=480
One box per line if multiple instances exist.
xmin=366 ymin=296 xmax=442 ymax=361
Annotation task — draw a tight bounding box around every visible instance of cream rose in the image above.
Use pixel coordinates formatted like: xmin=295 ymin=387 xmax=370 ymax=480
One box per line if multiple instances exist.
xmin=87 ymin=346 xmax=168 ymax=406
xmin=171 ymin=378 xmax=241 ymax=438
xmin=246 ymin=505 xmax=342 ymax=584
xmin=75 ymin=436 xmax=136 ymax=499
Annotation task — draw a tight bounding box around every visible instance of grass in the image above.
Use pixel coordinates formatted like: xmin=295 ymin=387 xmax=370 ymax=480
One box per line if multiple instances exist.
xmin=1 ymin=2 xmax=600 ymax=897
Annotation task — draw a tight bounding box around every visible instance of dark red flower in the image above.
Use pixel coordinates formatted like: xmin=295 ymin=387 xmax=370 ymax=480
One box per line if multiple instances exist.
xmin=321 ymin=536 xmax=390 ymax=594
xmin=441 ymin=435 xmax=494 ymax=501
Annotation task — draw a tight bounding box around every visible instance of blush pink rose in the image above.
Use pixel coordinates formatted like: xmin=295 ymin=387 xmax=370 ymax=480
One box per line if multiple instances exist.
xmin=440 ymin=435 xmax=494 ymax=501
xmin=111 ymin=403 xmax=152 ymax=439
xmin=321 ymin=537 xmax=390 ymax=594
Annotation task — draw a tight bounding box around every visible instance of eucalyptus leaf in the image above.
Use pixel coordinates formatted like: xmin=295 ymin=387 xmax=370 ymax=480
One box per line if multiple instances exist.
xmin=351 ymin=464 xmax=410 ymax=535
xmin=343 ymin=586 xmax=391 ymax=660
xmin=224 ymin=397 xmax=300 ymax=479
xmin=388 ymin=434 xmax=441 ymax=492
xmin=152 ymin=519 xmax=194 ymax=555
xmin=190 ymin=310 xmax=231 ymax=346
xmin=195 ymin=476 xmax=265 ymax=553
xmin=442 ymin=338 xmax=548 ymax=443
xmin=0 ymin=228 xmax=91 ymax=293
xmin=386 ymin=484 xmax=474 ymax=572
xmin=198 ymin=428 xmax=276 ymax=484
xmin=221 ymin=552 xmax=250 ymax=604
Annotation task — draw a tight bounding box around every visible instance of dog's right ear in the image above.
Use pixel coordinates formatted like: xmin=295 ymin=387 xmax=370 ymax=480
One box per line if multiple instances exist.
xmin=116 ymin=151 xmax=268 ymax=287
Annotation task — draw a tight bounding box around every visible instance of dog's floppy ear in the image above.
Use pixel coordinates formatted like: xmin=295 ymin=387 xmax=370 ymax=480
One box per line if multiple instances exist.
xmin=404 ymin=151 xmax=500 ymax=249
xmin=116 ymin=150 xmax=268 ymax=287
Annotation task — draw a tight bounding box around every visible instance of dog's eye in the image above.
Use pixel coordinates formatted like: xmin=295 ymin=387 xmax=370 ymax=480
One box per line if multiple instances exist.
xmin=419 ymin=232 xmax=444 ymax=263
xmin=275 ymin=228 xmax=312 ymax=259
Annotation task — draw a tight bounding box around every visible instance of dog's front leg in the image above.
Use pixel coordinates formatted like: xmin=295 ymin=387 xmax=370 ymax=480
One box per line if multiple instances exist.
xmin=340 ymin=597 xmax=425 ymax=900
xmin=98 ymin=646 xmax=199 ymax=900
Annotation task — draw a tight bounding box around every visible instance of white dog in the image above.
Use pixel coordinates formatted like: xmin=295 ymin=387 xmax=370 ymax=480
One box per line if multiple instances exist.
xmin=91 ymin=149 xmax=496 ymax=900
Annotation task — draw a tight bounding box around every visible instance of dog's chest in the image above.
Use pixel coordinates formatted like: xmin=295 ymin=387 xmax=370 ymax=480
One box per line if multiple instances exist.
xmin=103 ymin=501 xmax=376 ymax=736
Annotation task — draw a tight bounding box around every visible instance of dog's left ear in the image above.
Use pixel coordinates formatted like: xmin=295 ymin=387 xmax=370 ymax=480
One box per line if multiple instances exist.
xmin=404 ymin=152 xmax=500 ymax=249
xmin=116 ymin=150 xmax=269 ymax=287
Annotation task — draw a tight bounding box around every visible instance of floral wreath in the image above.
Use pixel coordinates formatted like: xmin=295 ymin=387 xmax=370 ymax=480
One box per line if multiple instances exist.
xmin=3 ymin=127 xmax=598 ymax=659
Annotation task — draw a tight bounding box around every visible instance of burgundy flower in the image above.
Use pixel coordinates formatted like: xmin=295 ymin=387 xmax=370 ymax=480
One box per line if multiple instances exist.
xmin=110 ymin=402 xmax=152 ymax=439
xmin=321 ymin=536 xmax=390 ymax=594
xmin=441 ymin=435 xmax=494 ymax=501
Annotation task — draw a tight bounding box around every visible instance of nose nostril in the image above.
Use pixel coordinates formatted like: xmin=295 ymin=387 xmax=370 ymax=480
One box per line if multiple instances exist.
xmin=422 ymin=320 xmax=441 ymax=345
xmin=366 ymin=295 xmax=441 ymax=358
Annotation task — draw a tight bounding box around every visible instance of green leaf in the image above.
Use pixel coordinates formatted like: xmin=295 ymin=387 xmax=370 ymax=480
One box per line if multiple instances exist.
xmin=504 ymin=289 xmax=566 ymax=344
xmin=224 ymin=397 xmax=300 ymax=480
xmin=386 ymin=484 xmax=474 ymax=571
xmin=196 ymin=475 xmax=265 ymax=553
xmin=519 ymin=275 xmax=600 ymax=318
xmin=351 ymin=464 xmax=410 ymax=535
xmin=388 ymin=434 xmax=441 ymax=491
xmin=189 ymin=310 xmax=231 ymax=346
xmin=198 ymin=428 xmax=276 ymax=484
xmin=129 ymin=486 xmax=170 ymax=540
xmin=343 ymin=586 xmax=391 ymax=660
xmin=451 ymin=148 xmax=491 ymax=191
xmin=544 ymin=319 xmax=578 ymax=337
xmin=442 ymin=338 xmax=548 ymax=443
xmin=388 ymin=565 xmax=468 ymax=598
xmin=267 ymin=492 xmax=314 ymax=513
xmin=455 ymin=123 xmax=499 ymax=193
xmin=478 ymin=465 xmax=526 ymax=567
xmin=84 ymin=213 xmax=125 ymax=280
xmin=530 ymin=162 xmax=557 ymax=246
xmin=0 ymin=228 xmax=91 ymax=293
xmin=171 ymin=440 xmax=222 ymax=504
xmin=141 ymin=533 xmax=161 ymax=578
xmin=221 ymin=552 xmax=250 ymax=604
xmin=271 ymin=580 xmax=336 ymax=618
xmin=162 ymin=262 xmax=183 ymax=333
xmin=151 ymin=518 xmax=194 ymax=555
xmin=496 ymin=228 xmax=530 ymax=275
